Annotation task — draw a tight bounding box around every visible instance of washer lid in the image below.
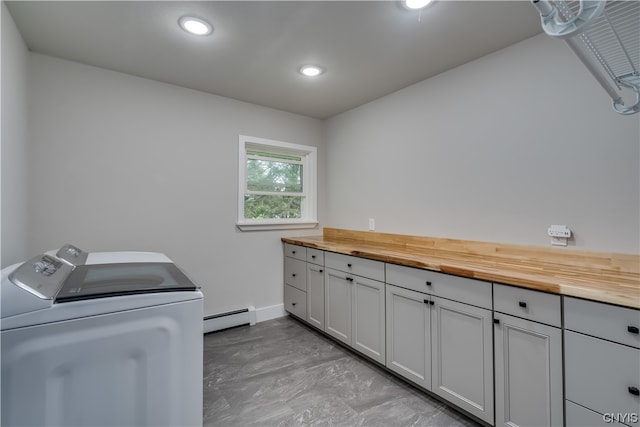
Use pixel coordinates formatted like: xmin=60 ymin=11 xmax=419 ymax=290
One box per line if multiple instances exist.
xmin=55 ymin=262 xmax=197 ymax=303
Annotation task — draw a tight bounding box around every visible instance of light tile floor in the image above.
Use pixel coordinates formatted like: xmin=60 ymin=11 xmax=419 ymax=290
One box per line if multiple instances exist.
xmin=203 ymin=316 xmax=481 ymax=427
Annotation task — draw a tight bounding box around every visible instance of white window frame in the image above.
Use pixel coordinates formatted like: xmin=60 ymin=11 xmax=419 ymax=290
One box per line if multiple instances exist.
xmin=237 ymin=135 xmax=318 ymax=231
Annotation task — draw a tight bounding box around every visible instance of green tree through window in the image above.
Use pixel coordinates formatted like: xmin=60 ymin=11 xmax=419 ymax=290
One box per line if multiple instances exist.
xmin=245 ymin=151 xmax=304 ymax=219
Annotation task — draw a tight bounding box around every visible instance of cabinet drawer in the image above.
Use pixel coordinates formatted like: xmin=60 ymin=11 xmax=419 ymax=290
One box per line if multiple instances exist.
xmin=284 ymin=243 xmax=306 ymax=261
xmin=565 ymin=297 xmax=640 ymax=348
xmin=386 ymin=263 xmax=431 ymax=294
xmin=284 ymin=284 xmax=307 ymax=319
xmin=386 ymin=263 xmax=491 ymax=309
xmin=325 ymin=252 xmax=384 ymax=282
xmin=565 ymin=400 xmax=632 ymax=427
xmin=565 ymin=330 xmax=640 ymax=418
xmin=284 ymin=257 xmax=307 ymax=292
xmin=494 ymin=283 xmax=561 ymax=327
xmin=307 ymin=248 xmax=324 ymax=266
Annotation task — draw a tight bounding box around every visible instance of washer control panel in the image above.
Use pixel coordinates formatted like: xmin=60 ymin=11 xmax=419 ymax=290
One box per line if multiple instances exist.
xmin=56 ymin=244 xmax=88 ymax=266
xmin=33 ymin=258 xmax=58 ymax=276
xmin=9 ymin=253 xmax=74 ymax=300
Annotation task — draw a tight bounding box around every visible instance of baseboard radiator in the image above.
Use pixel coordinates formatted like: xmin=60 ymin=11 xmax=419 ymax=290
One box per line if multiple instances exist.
xmin=203 ymin=306 xmax=256 ymax=334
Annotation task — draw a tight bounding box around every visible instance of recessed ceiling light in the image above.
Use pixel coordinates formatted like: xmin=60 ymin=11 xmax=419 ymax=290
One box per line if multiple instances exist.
xmin=179 ymin=16 xmax=213 ymax=36
xmin=402 ymin=0 xmax=434 ymax=10
xmin=299 ymin=65 xmax=324 ymax=77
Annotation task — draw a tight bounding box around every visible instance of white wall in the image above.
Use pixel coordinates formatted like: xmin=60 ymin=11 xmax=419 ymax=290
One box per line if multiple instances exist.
xmin=1 ymin=3 xmax=30 ymax=267
xmin=26 ymin=53 xmax=325 ymax=317
xmin=7 ymin=26 xmax=640 ymax=323
xmin=326 ymin=34 xmax=640 ymax=254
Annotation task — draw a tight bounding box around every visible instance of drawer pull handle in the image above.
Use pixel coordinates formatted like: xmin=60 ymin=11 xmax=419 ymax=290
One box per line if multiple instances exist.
xmin=292 ymin=302 xmax=297 ymax=306
xmin=429 ymin=300 xmax=434 ymax=305
xmin=629 ymin=386 xmax=639 ymax=396
xmin=292 ymin=251 xmax=296 ymax=254
xmin=424 ymin=299 xmax=429 ymax=305
xmin=628 ymin=326 xmax=639 ymax=334
xmin=519 ymin=301 xmax=527 ymax=308
xmin=493 ymin=318 xmax=500 ymax=325
xmin=319 ymin=269 xmax=323 ymax=273
xmin=312 ymin=255 xmax=316 ymax=259
xmin=347 ymin=263 xmax=352 ymax=268
xmin=426 ymin=281 xmax=432 ymax=286
xmin=292 ymin=274 xmax=296 ymax=277
xmin=346 ymin=277 xmax=354 ymax=282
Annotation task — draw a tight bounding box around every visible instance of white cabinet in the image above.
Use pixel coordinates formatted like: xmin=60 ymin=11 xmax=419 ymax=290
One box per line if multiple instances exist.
xmin=566 ymin=400 xmax=632 ymax=427
xmin=306 ymin=248 xmax=325 ymax=330
xmin=385 ymin=284 xmax=431 ymax=389
xmin=386 ymin=263 xmax=493 ymax=424
xmin=325 ymin=268 xmax=386 ymax=364
xmin=494 ymin=313 xmax=563 ymax=427
xmin=325 ymin=268 xmax=352 ymax=345
xmin=306 ymin=263 xmax=325 ymax=330
xmin=325 ymin=252 xmax=384 ymax=282
xmin=565 ymin=331 xmax=640 ymax=424
xmin=284 ymin=244 xmax=307 ymax=320
xmin=306 ymin=248 xmax=324 ymax=265
xmin=564 ymin=297 xmax=640 ymax=427
xmin=284 ymin=242 xmax=640 ymax=427
xmin=431 ymin=296 xmax=494 ymax=424
xmin=284 ymin=284 xmax=307 ymax=319
xmin=493 ymin=284 xmax=563 ymax=427
xmin=284 ymin=243 xmax=326 ymax=328
xmin=564 ymin=297 xmax=640 ymax=348
xmin=284 ymin=243 xmax=306 ymax=261
xmin=324 ymin=253 xmax=386 ymax=365
xmin=284 ymin=257 xmax=307 ymax=292
xmin=352 ymin=275 xmax=385 ymax=364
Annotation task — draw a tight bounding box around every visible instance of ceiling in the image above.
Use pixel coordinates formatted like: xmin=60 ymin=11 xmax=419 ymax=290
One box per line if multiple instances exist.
xmin=6 ymin=1 xmax=543 ymax=119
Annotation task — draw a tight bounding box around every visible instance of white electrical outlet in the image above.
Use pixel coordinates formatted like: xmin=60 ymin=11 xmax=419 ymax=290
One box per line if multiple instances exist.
xmin=548 ymin=225 xmax=571 ymax=238
xmin=548 ymin=225 xmax=571 ymax=246
xmin=368 ymin=218 xmax=375 ymax=231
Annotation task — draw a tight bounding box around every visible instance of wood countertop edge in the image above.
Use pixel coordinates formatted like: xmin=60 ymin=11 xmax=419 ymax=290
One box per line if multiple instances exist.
xmin=281 ymin=236 xmax=640 ymax=309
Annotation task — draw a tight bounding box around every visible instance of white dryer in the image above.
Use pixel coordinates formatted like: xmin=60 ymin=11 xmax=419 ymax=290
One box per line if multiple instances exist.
xmin=1 ymin=244 xmax=203 ymax=427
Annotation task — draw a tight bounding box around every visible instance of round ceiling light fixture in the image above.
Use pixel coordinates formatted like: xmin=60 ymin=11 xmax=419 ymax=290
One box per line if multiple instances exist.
xmin=402 ymin=0 xmax=434 ymax=10
xmin=299 ymin=65 xmax=324 ymax=77
xmin=179 ymin=16 xmax=213 ymax=36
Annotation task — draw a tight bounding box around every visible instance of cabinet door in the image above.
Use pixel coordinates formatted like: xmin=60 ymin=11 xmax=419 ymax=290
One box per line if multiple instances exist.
xmin=324 ymin=268 xmax=352 ymax=345
xmin=351 ymin=276 xmax=386 ymax=364
xmin=432 ymin=297 xmax=494 ymax=424
xmin=494 ymin=313 xmax=563 ymax=427
xmin=386 ymin=284 xmax=431 ymax=389
xmin=307 ymin=264 xmax=325 ymax=330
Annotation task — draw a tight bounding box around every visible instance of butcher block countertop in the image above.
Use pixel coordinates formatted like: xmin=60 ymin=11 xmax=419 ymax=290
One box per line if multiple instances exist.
xmin=282 ymin=228 xmax=640 ymax=309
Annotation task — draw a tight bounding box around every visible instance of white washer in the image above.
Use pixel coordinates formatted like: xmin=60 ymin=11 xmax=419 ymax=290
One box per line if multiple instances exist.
xmin=1 ymin=245 xmax=203 ymax=427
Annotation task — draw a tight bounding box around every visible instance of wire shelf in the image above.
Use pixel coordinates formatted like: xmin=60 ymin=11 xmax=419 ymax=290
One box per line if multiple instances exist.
xmin=533 ymin=0 xmax=640 ymax=114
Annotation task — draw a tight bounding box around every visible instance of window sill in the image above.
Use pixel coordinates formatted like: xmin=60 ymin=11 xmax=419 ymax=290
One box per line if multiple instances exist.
xmin=236 ymin=220 xmax=319 ymax=231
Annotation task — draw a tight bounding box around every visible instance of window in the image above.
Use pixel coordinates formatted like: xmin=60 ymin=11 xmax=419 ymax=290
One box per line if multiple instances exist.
xmin=237 ymin=135 xmax=317 ymax=231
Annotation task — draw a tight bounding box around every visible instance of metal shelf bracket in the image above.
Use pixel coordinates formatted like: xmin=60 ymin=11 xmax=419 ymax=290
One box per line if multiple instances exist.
xmin=531 ymin=0 xmax=640 ymax=115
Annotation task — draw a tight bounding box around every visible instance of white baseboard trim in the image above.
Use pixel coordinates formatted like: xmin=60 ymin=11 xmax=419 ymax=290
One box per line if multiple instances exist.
xmin=255 ymin=303 xmax=286 ymax=323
